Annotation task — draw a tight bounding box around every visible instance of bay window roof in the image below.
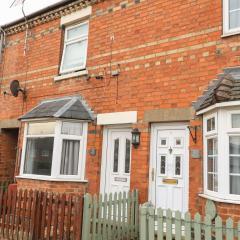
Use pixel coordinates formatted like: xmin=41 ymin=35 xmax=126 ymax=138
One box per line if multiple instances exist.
xmin=20 ymin=96 xmax=94 ymax=121
xmin=194 ymin=67 xmax=240 ymax=112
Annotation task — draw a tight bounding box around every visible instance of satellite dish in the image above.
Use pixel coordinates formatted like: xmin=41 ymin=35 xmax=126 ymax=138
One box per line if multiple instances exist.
xmin=10 ymin=80 xmax=26 ymax=97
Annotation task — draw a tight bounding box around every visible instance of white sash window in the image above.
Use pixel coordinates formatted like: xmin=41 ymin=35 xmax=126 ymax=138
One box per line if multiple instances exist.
xmin=60 ymin=22 xmax=89 ymax=74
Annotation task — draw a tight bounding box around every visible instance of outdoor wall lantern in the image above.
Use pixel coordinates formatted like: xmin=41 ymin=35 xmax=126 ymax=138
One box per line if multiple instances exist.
xmin=131 ymin=128 xmax=141 ymax=148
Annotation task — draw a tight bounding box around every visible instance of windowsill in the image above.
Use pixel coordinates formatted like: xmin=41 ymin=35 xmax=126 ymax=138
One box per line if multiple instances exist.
xmin=221 ymin=30 xmax=240 ymax=38
xmin=54 ymin=69 xmax=88 ymax=82
xmin=199 ymin=193 xmax=240 ymax=205
xmin=15 ymin=175 xmax=88 ymax=183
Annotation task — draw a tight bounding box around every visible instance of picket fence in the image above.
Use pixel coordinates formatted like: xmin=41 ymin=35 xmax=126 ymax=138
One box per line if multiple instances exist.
xmin=0 ymin=187 xmax=84 ymax=240
xmin=139 ymin=205 xmax=240 ymax=240
xmin=81 ymin=190 xmax=139 ymax=240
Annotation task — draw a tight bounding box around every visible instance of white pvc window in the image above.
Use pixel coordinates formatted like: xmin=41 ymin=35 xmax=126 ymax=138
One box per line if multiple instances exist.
xmin=60 ymin=22 xmax=89 ymax=74
xmin=203 ymin=109 xmax=240 ymax=202
xmin=223 ymin=0 xmax=240 ymax=35
xmin=21 ymin=121 xmax=88 ymax=181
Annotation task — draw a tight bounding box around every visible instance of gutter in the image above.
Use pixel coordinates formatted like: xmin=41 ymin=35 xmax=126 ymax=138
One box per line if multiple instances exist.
xmin=1 ymin=0 xmax=74 ymax=29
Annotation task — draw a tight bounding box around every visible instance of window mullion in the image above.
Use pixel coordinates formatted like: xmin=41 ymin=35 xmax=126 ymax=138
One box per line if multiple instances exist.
xmin=51 ymin=121 xmax=62 ymax=178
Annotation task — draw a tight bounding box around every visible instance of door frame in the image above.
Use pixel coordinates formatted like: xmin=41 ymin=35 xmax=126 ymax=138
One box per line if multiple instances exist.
xmin=100 ymin=124 xmax=132 ymax=194
xmin=148 ymin=122 xmax=190 ymax=211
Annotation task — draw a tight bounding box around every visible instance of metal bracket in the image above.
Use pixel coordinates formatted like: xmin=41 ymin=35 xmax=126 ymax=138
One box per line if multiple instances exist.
xmin=187 ymin=126 xmax=198 ymax=144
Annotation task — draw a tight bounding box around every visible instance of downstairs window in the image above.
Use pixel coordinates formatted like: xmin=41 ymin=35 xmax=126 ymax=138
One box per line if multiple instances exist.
xmin=21 ymin=121 xmax=88 ymax=180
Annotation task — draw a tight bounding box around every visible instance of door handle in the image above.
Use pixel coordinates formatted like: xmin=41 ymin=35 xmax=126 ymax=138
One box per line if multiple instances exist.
xmin=151 ymin=168 xmax=154 ymax=181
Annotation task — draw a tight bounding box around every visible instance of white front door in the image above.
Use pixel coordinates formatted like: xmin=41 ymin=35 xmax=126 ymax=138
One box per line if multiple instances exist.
xmin=150 ymin=124 xmax=189 ymax=213
xmin=101 ymin=127 xmax=132 ymax=194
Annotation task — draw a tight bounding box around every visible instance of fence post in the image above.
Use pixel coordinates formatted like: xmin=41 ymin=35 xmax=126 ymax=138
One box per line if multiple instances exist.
xmin=139 ymin=205 xmax=148 ymax=240
xmin=81 ymin=194 xmax=92 ymax=240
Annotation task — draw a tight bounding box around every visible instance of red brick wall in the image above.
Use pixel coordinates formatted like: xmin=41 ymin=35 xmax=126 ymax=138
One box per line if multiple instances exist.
xmin=0 ymin=0 xmax=240 ymax=217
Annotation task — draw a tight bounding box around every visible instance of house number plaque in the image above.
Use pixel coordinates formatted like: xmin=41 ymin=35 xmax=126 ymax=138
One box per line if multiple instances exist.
xmin=162 ymin=178 xmax=178 ymax=185
xmin=114 ymin=177 xmax=127 ymax=182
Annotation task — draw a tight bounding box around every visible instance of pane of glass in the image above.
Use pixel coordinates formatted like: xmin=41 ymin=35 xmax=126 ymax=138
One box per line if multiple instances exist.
xmin=60 ymin=139 xmax=80 ymax=175
xmin=229 ymin=0 xmax=240 ymax=10
xmin=230 ymin=156 xmax=240 ymax=174
xmin=208 ymin=174 xmax=218 ymax=191
xmin=207 ymin=139 xmax=214 ymax=155
xmin=208 ymin=173 xmax=213 ymax=191
xmin=229 ymin=10 xmax=240 ymax=29
xmin=230 ymin=175 xmax=240 ymax=195
xmin=207 ymin=138 xmax=217 ymax=155
xmin=213 ymin=174 xmax=218 ymax=192
xmin=232 ymin=114 xmax=240 ymax=128
xmin=61 ymin=122 xmax=83 ymax=136
xmin=161 ymin=139 xmax=167 ymax=146
xmin=28 ymin=122 xmax=55 ymax=135
xmin=175 ymin=156 xmax=181 ymax=176
xmin=125 ymin=139 xmax=131 ymax=173
xmin=113 ymin=139 xmax=119 ymax=173
xmin=230 ymin=136 xmax=240 ymax=154
xmin=208 ymin=157 xmax=214 ymax=172
xmin=207 ymin=117 xmax=215 ymax=132
xmin=175 ymin=138 xmax=182 ymax=146
xmin=23 ymin=138 xmax=54 ymax=175
xmin=160 ymin=156 xmax=166 ymax=175
xmin=62 ymin=40 xmax=87 ymax=71
xmin=67 ymin=23 xmax=88 ymax=40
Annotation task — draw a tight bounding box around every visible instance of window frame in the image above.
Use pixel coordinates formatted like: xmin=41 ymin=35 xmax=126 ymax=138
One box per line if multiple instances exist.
xmin=20 ymin=120 xmax=88 ymax=181
xmin=203 ymin=112 xmax=218 ymax=197
xmin=203 ymin=108 xmax=240 ymax=202
xmin=60 ymin=21 xmax=89 ymax=74
xmin=223 ymin=0 xmax=240 ymax=36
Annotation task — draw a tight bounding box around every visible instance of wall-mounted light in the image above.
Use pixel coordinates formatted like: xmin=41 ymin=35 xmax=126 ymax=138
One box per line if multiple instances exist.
xmin=132 ymin=128 xmax=141 ymax=148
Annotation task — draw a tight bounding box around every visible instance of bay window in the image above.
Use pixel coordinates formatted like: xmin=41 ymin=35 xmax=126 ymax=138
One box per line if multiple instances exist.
xmin=223 ymin=0 xmax=240 ymax=35
xmin=20 ymin=121 xmax=88 ymax=181
xmin=203 ymin=109 xmax=240 ymax=202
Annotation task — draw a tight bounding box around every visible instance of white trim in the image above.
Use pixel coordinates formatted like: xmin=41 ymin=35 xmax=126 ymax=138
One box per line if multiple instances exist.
xmin=148 ymin=122 xmax=189 ymax=211
xmin=97 ymin=111 xmax=137 ymax=125
xmin=60 ymin=6 xmax=92 ymax=26
xmin=54 ymin=69 xmax=88 ymax=81
xmin=196 ymin=100 xmax=240 ymax=115
xmin=199 ymin=193 xmax=240 ymax=204
xmin=15 ymin=175 xmax=88 ymax=183
xmin=223 ymin=0 xmax=240 ymax=36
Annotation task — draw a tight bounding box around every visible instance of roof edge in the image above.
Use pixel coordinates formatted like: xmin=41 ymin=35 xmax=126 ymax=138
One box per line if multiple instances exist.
xmin=2 ymin=0 xmax=104 ymax=36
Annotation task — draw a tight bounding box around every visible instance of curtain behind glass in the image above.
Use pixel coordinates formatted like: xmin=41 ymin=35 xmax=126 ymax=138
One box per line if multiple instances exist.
xmin=24 ymin=138 xmax=53 ymax=175
xmin=60 ymin=139 xmax=80 ymax=175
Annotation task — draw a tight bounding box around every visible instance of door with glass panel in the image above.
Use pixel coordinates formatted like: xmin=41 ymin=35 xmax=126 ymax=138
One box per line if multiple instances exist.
xmin=103 ymin=128 xmax=132 ymax=194
xmin=151 ymin=125 xmax=189 ymax=213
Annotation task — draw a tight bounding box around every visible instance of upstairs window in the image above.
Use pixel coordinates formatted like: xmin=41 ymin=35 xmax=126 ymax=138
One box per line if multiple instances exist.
xmin=60 ymin=22 xmax=89 ymax=74
xmin=223 ymin=0 xmax=240 ymax=35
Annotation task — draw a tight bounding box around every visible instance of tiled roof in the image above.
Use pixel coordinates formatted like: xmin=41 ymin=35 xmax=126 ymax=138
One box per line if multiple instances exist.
xmin=194 ymin=67 xmax=240 ymax=112
xmin=20 ymin=96 xmax=94 ymax=121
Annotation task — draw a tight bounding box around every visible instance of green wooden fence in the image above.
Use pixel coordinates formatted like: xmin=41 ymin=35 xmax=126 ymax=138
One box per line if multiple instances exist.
xmin=82 ymin=190 xmax=139 ymax=240
xmin=140 ymin=205 xmax=240 ymax=240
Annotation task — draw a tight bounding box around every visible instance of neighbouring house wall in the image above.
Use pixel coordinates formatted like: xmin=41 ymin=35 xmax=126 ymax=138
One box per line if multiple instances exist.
xmin=0 ymin=0 xmax=239 ymax=217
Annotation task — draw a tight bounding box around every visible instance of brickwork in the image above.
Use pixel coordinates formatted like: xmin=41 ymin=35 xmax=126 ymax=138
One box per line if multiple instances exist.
xmin=0 ymin=0 xmax=240 ymax=218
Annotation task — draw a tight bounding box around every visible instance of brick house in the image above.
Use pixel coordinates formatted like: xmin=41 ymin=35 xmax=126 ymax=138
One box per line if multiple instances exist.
xmin=0 ymin=0 xmax=240 ymax=220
